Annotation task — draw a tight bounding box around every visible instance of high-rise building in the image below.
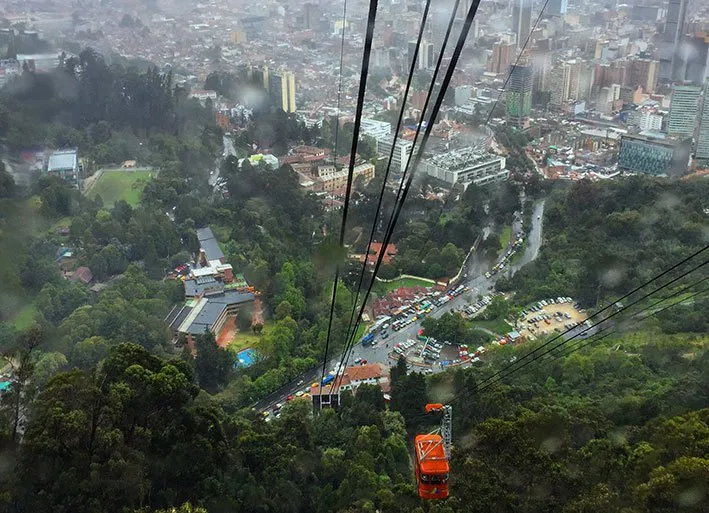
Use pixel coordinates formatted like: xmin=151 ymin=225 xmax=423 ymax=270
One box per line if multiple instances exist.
xmin=488 ymin=41 xmax=516 ymax=74
xmin=531 ymin=49 xmax=552 ymax=97
xmin=627 ymin=58 xmax=659 ymax=93
xmin=373 ymin=47 xmax=390 ymax=68
xmin=547 ymin=0 xmax=567 ymax=15
xmin=667 ymin=84 xmax=701 ymax=138
xmin=376 ymin=136 xmax=414 ymax=174
xmin=512 ymin=0 xmax=533 ymax=48
xmin=408 ymin=41 xmax=418 ymax=70
xmin=695 ymin=81 xmax=709 ymax=160
xmin=550 ymin=59 xmax=593 ymax=107
xmin=454 ymin=85 xmax=472 ymax=106
xmin=422 ymin=42 xmax=434 ymax=69
xmin=683 ymin=34 xmax=709 ymax=85
xmin=268 ymin=71 xmax=297 ymax=113
xmin=302 ymin=3 xmax=320 ymax=30
xmin=658 ymin=0 xmax=688 ymax=82
xmin=408 ymin=41 xmax=434 ymax=70
xmin=618 ymin=133 xmax=691 ymax=177
xmin=506 ymin=64 xmax=532 ymax=127
xmin=628 ymin=108 xmax=664 ymax=132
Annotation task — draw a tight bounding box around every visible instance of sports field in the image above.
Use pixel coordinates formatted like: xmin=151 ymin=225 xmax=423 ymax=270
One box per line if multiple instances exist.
xmin=86 ymin=169 xmax=153 ymax=206
xmin=373 ymin=276 xmax=434 ymax=295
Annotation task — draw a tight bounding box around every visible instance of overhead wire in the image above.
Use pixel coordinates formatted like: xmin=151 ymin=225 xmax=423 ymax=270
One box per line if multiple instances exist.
xmin=319 ymin=0 xmax=380 ymax=404
xmin=469 ymin=251 xmax=709 ymax=395
xmin=336 ymin=0 xmax=555 ymax=379
xmin=333 ymin=0 xmax=466 ymax=391
xmin=464 ymin=245 xmax=709 ymax=395
xmin=337 ymin=0 xmax=557 ymax=378
xmin=471 ymin=280 xmax=709 ymax=398
xmin=342 ymin=0 xmax=434 ymax=370
xmin=405 ymin=281 xmax=709 ymax=426
xmin=327 ymin=0 xmax=349 ymax=232
xmin=551 ymin=284 xmax=709 ymax=361
xmin=335 ymin=0 xmax=493 ymax=387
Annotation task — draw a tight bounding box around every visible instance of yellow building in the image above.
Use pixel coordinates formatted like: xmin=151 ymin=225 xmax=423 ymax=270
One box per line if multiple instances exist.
xmin=231 ymin=30 xmax=247 ymax=44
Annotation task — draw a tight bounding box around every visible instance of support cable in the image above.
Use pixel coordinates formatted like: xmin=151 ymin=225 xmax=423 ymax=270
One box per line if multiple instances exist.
xmin=343 ymin=0 xmax=434 ymax=358
xmin=319 ymin=0 xmax=380 ymax=403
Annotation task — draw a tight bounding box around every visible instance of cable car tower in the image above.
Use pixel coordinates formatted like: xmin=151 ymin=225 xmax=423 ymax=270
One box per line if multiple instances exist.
xmin=414 ymin=403 xmax=452 ymax=500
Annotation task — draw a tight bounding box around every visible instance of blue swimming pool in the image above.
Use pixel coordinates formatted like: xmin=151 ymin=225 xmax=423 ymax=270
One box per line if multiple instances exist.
xmin=235 ymin=348 xmax=259 ymax=368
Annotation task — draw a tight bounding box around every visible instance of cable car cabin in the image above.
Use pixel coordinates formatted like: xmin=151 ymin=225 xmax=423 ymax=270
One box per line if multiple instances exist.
xmin=414 ymin=434 xmax=450 ymax=499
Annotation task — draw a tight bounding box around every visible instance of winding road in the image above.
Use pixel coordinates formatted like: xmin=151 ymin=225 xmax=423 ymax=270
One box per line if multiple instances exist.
xmin=210 ymin=135 xmax=236 ymax=188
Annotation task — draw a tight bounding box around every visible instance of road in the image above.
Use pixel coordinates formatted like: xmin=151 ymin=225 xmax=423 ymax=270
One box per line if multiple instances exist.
xmin=515 ymin=200 xmax=545 ymax=269
xmin=209 ymin=135 xmax=235 ymax=188
xmin=255 ymin=200 xmax=547 ymax=413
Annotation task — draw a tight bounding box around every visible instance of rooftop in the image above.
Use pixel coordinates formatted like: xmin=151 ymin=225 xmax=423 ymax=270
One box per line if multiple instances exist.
xmin=48 ymin=149 xmax=78 ymax=171
xmin=425 ymin=148 xmax=500 ymax=170
xmin=196 ymin=227 xmax=225 ymax=262
xmin=171 ymin=290 xmax=255 ymax=335
xmin=184 ymin=276 xmax=225 ymax=297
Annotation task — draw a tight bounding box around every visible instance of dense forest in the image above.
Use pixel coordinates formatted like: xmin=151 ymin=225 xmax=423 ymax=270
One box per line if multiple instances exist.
xmin=0 ymin=315 xmax=707 ymax=512
xmin=497 ymin=177 xmax=709 ymax=309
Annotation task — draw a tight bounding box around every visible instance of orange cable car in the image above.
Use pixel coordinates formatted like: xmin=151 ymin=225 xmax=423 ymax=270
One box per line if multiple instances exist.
xmin=414 ymin=403 xmax=452 ymax=500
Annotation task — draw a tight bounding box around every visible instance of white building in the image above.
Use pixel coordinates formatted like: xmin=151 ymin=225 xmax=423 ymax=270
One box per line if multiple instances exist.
xmin=376 ymin=136 xmax=414 ymax=174
xmin=189 ymin=89 xmax=218 ymax=105
xmin=240 ymin=153 xmax=279 ymax=170
xmin=695 ymin=81 xmax=709 ymax=160
xmin=15 ymin=53 xmax=60 ymax=72
xmin=454 ymin=86 xmax=472 ymax=106
xmin=628 ymin=109 xmax=664 ymax=132
xmin=667 ymin=84 xmax=701 ymax=138
xmin=422 ymin=149 xmax=507 ymax=187
xmin=360 ymin=118 xmax=392 ymax=140
xmin=46 ymin=149 xmax=80 ymax=187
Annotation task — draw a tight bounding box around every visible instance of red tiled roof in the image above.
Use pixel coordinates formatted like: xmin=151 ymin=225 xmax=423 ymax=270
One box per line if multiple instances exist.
xmin=310 ymin=363 xmax=390 ymax=396
xmin=360 ymin=242 xmax=397 ymax=266
xmin=340 ymin=363 xmax=388 ymax=383
xmin=72 ymin=266 xmax=93 ymax=284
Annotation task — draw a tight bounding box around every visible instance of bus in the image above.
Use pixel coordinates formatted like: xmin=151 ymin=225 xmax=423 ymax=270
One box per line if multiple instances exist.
xmin=361 ymin=333 xmax=375 ymax=347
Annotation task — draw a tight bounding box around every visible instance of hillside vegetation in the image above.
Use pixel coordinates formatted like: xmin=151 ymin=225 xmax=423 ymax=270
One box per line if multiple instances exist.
xmin=497 ymin=177 xmax=709 ymax=308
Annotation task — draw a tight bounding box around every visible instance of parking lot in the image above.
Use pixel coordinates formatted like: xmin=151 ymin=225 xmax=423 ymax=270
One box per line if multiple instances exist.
xmin=515 ymin=297 xmax=588 ymax=339
xmin=391 ymin=337 xmax=462 ymax=372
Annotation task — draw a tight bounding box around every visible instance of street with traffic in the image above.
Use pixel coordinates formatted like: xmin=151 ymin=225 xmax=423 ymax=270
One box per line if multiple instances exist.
xmin=255 ymin=200 xmax=546 ymax=414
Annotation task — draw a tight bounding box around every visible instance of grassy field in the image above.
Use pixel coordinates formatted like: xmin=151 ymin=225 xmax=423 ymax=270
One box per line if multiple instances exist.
xmin=374 ymin=276 xmax=434 ymax=295
xmin=499 ymin=225 xmax=513 ymax=250
xmin=86 ymin=169 xmax=153 ymax=206
xmin=469 ymin=318 xmax=512 ymax=336
xmin=228 ymin=320 xmax=275 ymax=353
xmin=13 ymin=303 xmax=38 ymax=330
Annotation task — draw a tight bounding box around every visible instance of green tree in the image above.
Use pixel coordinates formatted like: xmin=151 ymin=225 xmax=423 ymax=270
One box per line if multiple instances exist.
xmin=1 ymin=324 xmax=42 ymax=442
xmin=483 ymin=295 xmax=510 ymax=320
xmin=195 ymin=330 xmax=232 ymax=392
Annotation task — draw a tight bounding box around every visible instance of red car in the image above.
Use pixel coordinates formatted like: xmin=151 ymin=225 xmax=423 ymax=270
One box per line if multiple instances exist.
xmin=360 ymin=359 xmax=368 ymax=365
xmin=287 ymin=395 xmax=294 ymax=401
